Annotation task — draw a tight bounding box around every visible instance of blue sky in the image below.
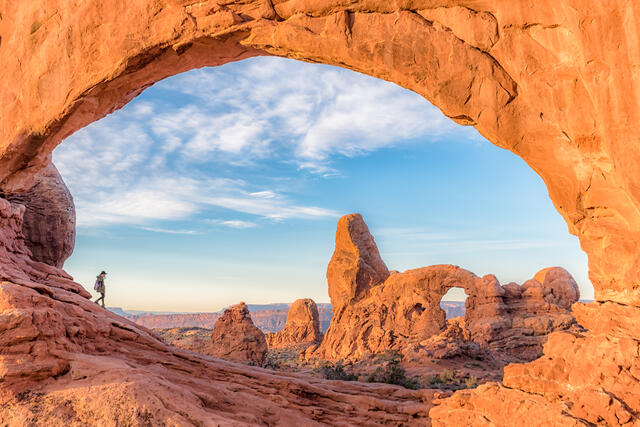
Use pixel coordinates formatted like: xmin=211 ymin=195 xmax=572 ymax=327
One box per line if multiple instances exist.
xmin=54 ymin=57 xmax=592 ymax=312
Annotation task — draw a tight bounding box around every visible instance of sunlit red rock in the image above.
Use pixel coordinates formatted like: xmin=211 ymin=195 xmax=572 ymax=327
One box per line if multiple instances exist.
xmin=313 ymin=214 xmax=581 ymax=362
xmin=266 ymin=298 xmax=323 ymax=349
xmin=207 ymin=302 xmax=268 ymax=366
xmin=3 ymin=161 xmax=75 ymax=268
xmin=410 ymin=317 xmax=486 ymax=360
xmin=0 ymin=200 xmax=435 ymax=424
xmin=0 ymin=0 xmax=639 ymax=424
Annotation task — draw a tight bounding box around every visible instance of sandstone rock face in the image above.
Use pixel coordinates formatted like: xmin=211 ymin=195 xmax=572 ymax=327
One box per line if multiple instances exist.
xmin=266 ymin=298 xmax=324 ymax=349
xmin=1 ymin=1 xmax=640 ymax=424
xmin=3 ymin=161 xmax=75 ymax=268
xmin=207 ymin=302 xmax=268 ymax=366
xmin=1 ymin=0 xmax=638 ymax=308
xmin=327 ymin=215 xmax=390 ymax=306
xmin=410 ymin=317 xmax=486 ymax=360
xmin=313 ymin=214 xmax=581 ymax=363
xmin=0 ymin=199 xmax=436 ymax=424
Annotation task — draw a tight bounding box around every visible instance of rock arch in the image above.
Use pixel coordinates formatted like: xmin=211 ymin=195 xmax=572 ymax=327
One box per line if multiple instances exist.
xmin=315 ymin=214 xmax=580 ymax=362
xmin=1 ymin=1 xmax=639 ymax=424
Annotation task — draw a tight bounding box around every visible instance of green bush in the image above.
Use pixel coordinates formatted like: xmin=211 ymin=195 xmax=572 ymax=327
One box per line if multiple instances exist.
xmin=366 ymin=358 xmax=420 ymax=389
xmin=315 ymin=360 xmax=358 ymax=381
xmin=422 ymin=369 xmax=479 ymax=390
xmin=440 ymin=369 xmax=455 ymax=382
xmin=373 ymin=349 xmax=403 ymax=364
xmin=464 ymin=375 xmax=478 ymax=389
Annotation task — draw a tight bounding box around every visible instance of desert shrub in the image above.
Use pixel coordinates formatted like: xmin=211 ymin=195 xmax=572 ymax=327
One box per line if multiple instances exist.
xmin=423 ymin=374 xmax=442 ymax=387
xmin=315 ymin=360 xmax=358 ymax=381
xmin=374 ymin=349 xmax=403 ymax=364
xmin=440 ymin=369 xmax=455 ymax=382
xmin=464 ymin=375 xmax=478 ymax=389
xmin=423 ymin=369 xmax=480 ymax=390
xmin=366 ymin=358 xmax=420 ymax=389
xmin=264 ymin=348 xmax=302 ymax=371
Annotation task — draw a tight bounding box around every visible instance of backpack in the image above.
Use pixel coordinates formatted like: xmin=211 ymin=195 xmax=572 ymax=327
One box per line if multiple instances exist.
xmin=94 ymin=280 xmax=100 ymax=291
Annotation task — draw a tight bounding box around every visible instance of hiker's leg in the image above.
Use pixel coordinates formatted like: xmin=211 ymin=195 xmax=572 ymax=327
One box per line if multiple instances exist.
xmin=100 ymin=292 xmax=105 ymax=307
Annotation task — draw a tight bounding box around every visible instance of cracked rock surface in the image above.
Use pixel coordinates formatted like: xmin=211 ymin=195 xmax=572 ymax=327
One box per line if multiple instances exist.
xmin=0 ymin=0 xmax=639 ymax=424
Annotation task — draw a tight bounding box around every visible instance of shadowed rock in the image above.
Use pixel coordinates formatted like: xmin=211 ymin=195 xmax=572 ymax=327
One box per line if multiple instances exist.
xmin=1 ymin=0 xmax=639 ymax=424
xmin=4 ymin=161 xmax=75 ymax=268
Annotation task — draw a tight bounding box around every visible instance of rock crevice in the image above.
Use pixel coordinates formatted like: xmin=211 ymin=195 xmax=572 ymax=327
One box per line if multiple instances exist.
xmin=0 ymin=1 xmax=639 ymax=424
xmin=313 ymin=214 xmax=581 ymax=362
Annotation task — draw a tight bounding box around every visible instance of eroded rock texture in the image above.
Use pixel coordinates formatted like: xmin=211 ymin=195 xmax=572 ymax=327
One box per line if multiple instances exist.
xmin=3 ymin=161 xmax=75 ymax=268
xmin=313 ymin=214 xmax=580 ymax=362
xmin=207 ymin=302 xmax=268 ymax=366
xmin=0 ymin=0 xmax=639 ymax=424
xmin=266 ymin=298 xmax=324 ymax=349
xmin=0 ymin=199 xmax=437 ymax=424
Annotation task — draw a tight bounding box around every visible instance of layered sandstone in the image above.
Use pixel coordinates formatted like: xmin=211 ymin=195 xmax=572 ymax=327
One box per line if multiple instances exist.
xmin=2 ymin=0 xmax=639 ymax=309
xmin=266 ymin=298 xmax=324 ymax=349
xmin=410 ymin=317 xmax=486 ymax=360
xmin=0 ymin=198 xmax=437 ymax=424
xmin=313 ymin=214 xmax=581 ymax=362
xmin=3 ymin=161 xmax=75 ymax=268
xmin=0 ymin=0 xmax=639 ymax=424
xmin=207 ymin=302 xmax=268 ymax=366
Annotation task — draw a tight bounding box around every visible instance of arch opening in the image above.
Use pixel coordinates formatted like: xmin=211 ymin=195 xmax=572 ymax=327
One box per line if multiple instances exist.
xmin=2 ymin=2 xmax=638 ymax=423
xmin=49 ymin=56 xmax=593 ymax=317
xmin=440 ymin=287 xmax=467 ymax=320
xmin=43 ymin=57 xmax=592 ymax=389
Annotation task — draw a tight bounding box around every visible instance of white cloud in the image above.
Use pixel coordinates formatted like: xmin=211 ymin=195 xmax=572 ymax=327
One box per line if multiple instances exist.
xmin=249 ymin=191 xmax=279 ymax=199
xmin=54 ymin=114 xmax=337 ymax=227
xmin=158 ymin=57 xmax=462 ymax=170
xmin=54 ymin=57 xmax=463 ymax=229
xmin=139 ymin=227 xmax=200 ymax=235
xmin=206 ymin=219 xmax=258 ymax=229
xmin=377 ymin=226 xmax=573 ymax=256
xmin=202 ymin=194 xmax=339 ymax=220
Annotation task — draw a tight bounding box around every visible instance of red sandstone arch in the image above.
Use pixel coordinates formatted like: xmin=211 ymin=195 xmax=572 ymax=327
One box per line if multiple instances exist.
xmin=1 ymin=1 xmax=639 ymax=424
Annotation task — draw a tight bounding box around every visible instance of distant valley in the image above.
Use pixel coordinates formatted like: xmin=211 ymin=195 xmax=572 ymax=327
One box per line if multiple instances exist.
xmin=111 ymin=301 xmax=468 ymax=333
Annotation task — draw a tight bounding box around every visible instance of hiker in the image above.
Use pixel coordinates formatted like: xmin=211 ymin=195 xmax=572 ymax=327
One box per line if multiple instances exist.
xmin=94 ymin=271 xmax=107 ymax=307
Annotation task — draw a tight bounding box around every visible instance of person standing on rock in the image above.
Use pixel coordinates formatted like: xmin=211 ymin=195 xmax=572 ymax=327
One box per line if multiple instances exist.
xmin=94 ymin=271 xmax=107 ymax=307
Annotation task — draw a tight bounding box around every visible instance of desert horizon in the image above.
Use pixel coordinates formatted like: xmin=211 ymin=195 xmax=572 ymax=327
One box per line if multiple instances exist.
xmin=1 ymin=1 xmax=638 ymax=425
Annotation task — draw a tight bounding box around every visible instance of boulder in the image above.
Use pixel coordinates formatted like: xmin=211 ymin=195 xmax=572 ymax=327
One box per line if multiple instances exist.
xmin=1 ymin=0 xmax=640 ymax=424
xmin=207 ymin=302 xmax=268 ymax=366
xmin=266 ymin=298 xmax=323 ymax=349
xmin=3 ymin=161 xmax=75 ymax=268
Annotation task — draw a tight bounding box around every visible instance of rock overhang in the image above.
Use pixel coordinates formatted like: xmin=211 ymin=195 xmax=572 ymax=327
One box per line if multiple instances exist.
xmin=0 ymin=0 xmax=639 ymax=424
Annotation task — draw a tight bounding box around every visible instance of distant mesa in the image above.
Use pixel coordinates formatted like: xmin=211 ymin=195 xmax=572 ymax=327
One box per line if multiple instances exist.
xmin=107 ymin=307 xmax=128 ymax=317
xmin=309 ymin=213 xmax=581 ymax=362
xmin=206 ymin=302 xmax=268 ymax=366
xmin=122 ymin=303 xmax=333 ymax=333
xmin=266 ymin=298 xmax=324 ymax=350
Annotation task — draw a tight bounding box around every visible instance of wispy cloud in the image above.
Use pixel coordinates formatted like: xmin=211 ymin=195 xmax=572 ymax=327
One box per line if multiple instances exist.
xmin=158 ymin=58 xmax=463 ymax=170
xmin=202 ymin=193 xmax=339 ymax=220
xmin=54 ymin=57 xmax=465 ymax=228
xmin=206 ymin=219 xmax=258 ymax=229
xmin=139 ymin=227 xmax=200 ymax=235
xmin=377 ymin=227 xmax=573 ymax=256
